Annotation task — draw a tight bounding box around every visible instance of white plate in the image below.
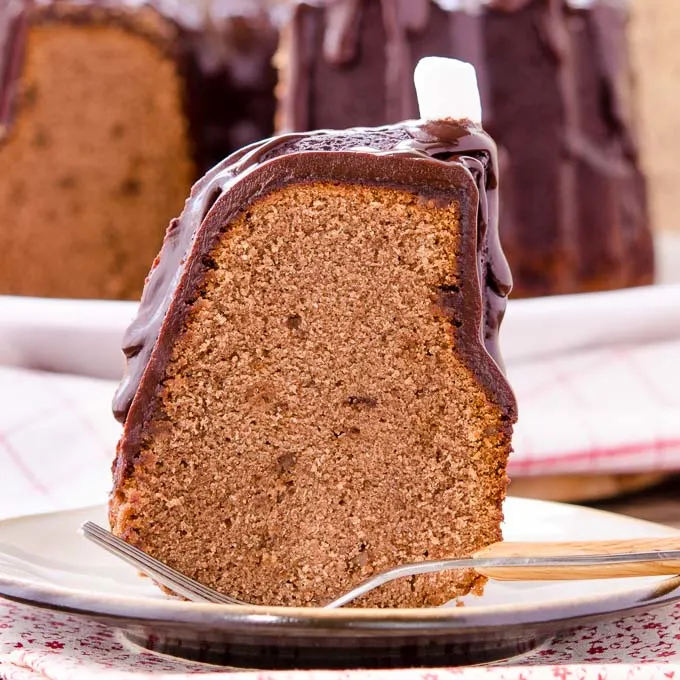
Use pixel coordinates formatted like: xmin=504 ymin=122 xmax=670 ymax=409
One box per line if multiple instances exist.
xmin=1 ymin=497 xmax=679 ymax=668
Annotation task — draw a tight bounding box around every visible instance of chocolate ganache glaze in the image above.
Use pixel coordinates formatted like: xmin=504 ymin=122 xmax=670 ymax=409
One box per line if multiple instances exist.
xmin=0 ymin=0 xmax=277 ymax=170
xmin=112 ymin=120 xmax=517 ymax=477
xmin=280 ymin=0 xmax=652 ymax=297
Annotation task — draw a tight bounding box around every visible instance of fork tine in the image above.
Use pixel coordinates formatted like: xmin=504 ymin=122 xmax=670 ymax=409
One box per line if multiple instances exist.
xmin=87 ymin=528 xmax=221 ymax=601
xmin=80 ymin=522 xmax=246 ymax=606
xmin=323 ymin=560 xmax=462 ymax=608
xmin=83 ymin=522 xmax=242 ymax=605
xmin=81 ymin=522 xmax=212 ymax=602
xmin=83 ymin=522 xmax=236 ymax=604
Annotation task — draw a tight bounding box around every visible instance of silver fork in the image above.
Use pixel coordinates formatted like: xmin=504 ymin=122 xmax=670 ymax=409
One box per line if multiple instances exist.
xmin=80 ymin=522 xmax=247 ymax=605
xmin=80 ymin=522 xmax=680 ymax=609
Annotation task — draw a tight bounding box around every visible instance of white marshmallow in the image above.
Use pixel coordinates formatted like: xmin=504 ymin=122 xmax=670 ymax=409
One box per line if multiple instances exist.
xmin=414 ymin=57 xmax=482 ymax=124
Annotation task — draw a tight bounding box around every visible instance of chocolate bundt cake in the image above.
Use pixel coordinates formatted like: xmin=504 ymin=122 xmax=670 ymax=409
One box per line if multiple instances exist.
xmin=110 ymin=116 xmax=517 ymax=608
xmin=277 ymin=0 xmax=654 ymax=297
xmin=0 ymin=0 xmax=276 ymax=300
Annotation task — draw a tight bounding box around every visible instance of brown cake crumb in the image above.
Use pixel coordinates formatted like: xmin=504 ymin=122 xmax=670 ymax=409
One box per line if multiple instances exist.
xmin=111 ymin=183 xmax=512 ymax=607
xmin=0 ymin=20 xmax=193 ymax=299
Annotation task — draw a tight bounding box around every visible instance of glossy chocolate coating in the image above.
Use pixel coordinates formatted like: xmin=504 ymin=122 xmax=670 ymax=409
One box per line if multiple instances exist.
xmin=112 ymin=120 xmax=517 ymax=480
xmin=279 ymin=0 xmax=653 ymax=297
xmin=0 ymin=0 xmax=277 ymax=172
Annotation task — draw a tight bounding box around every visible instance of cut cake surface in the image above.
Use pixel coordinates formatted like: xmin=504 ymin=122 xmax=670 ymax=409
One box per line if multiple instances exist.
xmin=110 ymin=121 xmax=517 ymax=608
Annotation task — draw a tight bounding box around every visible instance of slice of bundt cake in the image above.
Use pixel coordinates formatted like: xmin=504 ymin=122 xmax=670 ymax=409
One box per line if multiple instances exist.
xmin=110 ymin=61 xmax=517 ymax=608
xmin=0 ymin=0 xmax=277 ymax=300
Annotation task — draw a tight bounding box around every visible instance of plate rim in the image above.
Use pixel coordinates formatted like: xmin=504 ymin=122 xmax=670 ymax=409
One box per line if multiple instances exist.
xmin=1 ymin=497 xmax=680 ymax=633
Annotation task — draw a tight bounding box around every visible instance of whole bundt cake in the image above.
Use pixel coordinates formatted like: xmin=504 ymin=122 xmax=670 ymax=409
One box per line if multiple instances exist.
xmin=276 ymin=0 xmax=654 ymax=297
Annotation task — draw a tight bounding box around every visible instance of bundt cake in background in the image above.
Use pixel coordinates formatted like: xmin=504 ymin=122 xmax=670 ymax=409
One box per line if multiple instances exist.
xmin=0 ymin=0 xmax=277 ymax=300
xmin=276 ymin=0 xmax=654 ymax=298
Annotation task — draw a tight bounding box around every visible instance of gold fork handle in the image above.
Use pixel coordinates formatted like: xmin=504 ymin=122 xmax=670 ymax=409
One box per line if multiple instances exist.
xmin=474 ymin=538 xmax=680 ymax=581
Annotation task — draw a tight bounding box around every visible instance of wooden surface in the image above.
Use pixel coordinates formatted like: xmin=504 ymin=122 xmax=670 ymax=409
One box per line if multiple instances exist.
xmin=587 ymin=475 xmax=680 ymax=529
xmin=509 ymin=473 xmax=671 ymax=504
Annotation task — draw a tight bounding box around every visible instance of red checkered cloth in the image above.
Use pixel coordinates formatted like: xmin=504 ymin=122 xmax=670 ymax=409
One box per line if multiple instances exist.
xmin=0 ymin=367 xmax=120 ymax=521
xmin=508 ymin=338 xmax=680 ymax=477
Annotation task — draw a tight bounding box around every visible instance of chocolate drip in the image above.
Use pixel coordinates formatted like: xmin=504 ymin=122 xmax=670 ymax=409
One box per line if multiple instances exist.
xmin=448 ymin=8 xmax=491 ymax=124
xmin=322 ymin=0 xmax=362 ymax=64
xmin=381 ymin=0 xmax=414 ymax=122
xmin=113 ymin=120 xmax=513 ymax=429
xmin=589 ymin=4 xmax=637 ymax=158
xmin=543 ymin=0 xmax=581 ymax=290
xmin=280 ymin=4 xmax=314 ymax=132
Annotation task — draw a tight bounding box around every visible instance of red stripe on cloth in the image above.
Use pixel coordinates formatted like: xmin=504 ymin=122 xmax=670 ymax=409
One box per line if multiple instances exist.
xmin=515 ymin=352 xmax=620 ymax=402
xmin=612 ymin=347 xmax=678 ymax=408
xmin=547 ymin=365 xmax=597 ymax=462
xmin=0 ymin=432 xmax=50 ymax=496
xmin=48 ymin=381 xmax=115 ymax=457
xmin=510 ymin=437 xmax=680 ymax=472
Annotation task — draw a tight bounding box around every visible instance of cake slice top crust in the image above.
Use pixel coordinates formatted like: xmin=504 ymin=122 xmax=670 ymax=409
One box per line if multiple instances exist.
xmin=113 ymin=118 xmax=516 ymax=479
